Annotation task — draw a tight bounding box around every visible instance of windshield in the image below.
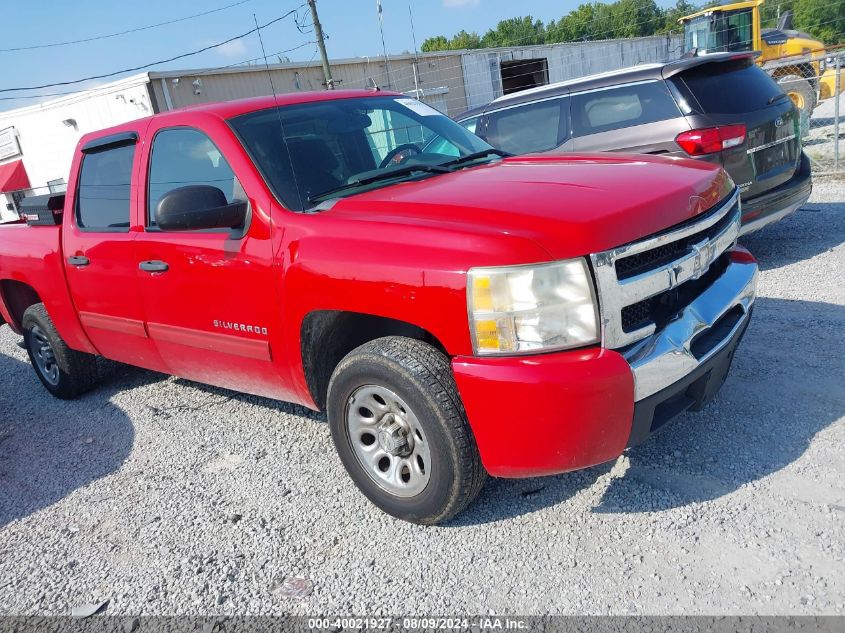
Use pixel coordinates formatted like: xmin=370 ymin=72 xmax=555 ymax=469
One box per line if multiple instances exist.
xmin=229 ymin=95 xmax=494 ymax=211
xmin=683 ymin=9 xmax=754 ymax=54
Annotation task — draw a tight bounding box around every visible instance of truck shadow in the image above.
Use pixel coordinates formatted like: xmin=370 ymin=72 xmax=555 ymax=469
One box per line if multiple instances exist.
xmin=451 ymin=296 xmax=844 ymax=525
xmin=0 ymin=350 xmax=148 ymax=530
xmin=740 ymin=202 xmax=844 ymax=272
xmin=169 ymin=378 xmax=327 ymax=424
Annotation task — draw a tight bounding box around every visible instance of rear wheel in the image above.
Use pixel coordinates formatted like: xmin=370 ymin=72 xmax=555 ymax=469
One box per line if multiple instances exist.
xmin=777 ymin=74 xmax=816 ymax=120
xmin=22 ymin=303 xmax=99 ymax=399
xmin=327 ymin=336 xmax=486 ymax=524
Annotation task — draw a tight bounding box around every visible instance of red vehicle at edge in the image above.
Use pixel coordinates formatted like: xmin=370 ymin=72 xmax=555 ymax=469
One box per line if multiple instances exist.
xmin=0 ymin=90 xmax=758 ymax=523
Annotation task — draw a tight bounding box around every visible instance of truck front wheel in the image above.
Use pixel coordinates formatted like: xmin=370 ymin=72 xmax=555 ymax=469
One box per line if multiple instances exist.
xmin=22 ymin=303 xmax=99 ymax=399
xmin=327 ymin=336 xmax=486 ymax=524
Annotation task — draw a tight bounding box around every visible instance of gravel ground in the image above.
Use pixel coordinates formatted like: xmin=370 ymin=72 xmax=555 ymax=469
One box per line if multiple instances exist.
xmin=806 ymin=92 xmax=844 ymax=172
xmin=0 ymin=180 xmax=843 ymax=617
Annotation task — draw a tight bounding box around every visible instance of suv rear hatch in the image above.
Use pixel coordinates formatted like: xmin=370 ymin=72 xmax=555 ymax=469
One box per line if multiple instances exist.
xmin=669 ymin=57 xmax=801 ymax=201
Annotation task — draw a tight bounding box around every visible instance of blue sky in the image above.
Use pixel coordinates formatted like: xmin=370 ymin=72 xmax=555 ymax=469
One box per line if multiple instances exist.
xmin=0 ymin=0 xmax=676 ymax=111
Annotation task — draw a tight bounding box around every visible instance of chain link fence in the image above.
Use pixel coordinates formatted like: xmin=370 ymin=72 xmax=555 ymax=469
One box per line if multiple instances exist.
xmin=801 ymin=48 xmax=843 ymax=174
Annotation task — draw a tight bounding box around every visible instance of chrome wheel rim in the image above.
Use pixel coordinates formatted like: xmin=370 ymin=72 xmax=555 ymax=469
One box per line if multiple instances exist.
xmin=346 ymin=385 xmax=431 ymax=498
xmin=29 ymin=324 xmax=60 ymax=386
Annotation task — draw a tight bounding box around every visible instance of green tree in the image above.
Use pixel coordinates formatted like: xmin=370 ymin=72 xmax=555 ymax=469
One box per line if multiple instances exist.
xmin=546 ymin=3 xmax=600 ymax=42
xmin=793 ymin=0 xmax=845 ymax=44
xmin=608 ymin=0 xmax=664 ymax=38
xmin=760 ymin=0 xmax=795 ymax=28
xmin=422 ymin=0 xmax=842 ymax=51
xmin=449 ymin=29 xmax=483 ymax=50
xmin=480 ymin=16 xmax=545 ymax=48
xmin=421 ymin=35 xmax=449 ymax=52
xmin=660 ymin=0 xmax=698 ymax=34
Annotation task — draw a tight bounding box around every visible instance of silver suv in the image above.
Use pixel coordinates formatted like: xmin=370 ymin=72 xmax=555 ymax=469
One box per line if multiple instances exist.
xmin=454 ymin=53 xmax=812 ymax=234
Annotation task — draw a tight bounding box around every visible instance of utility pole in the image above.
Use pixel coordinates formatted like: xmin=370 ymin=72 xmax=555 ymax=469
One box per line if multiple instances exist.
xmin=307 ymin=0 xmax=334 ymax=89
xmin=409 ymin=5 xmax=420 ymax=97
xmin=376 ymin=0 xmax=392 ymax=88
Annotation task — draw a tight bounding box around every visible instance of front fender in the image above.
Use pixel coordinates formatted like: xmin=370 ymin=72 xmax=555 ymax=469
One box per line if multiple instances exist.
xmin=277 ymin=216 xmax=551 ymax=406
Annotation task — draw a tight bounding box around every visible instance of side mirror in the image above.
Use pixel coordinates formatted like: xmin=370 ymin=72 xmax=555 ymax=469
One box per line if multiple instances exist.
xmin=155 ymin=185 xmax=247 ymax=231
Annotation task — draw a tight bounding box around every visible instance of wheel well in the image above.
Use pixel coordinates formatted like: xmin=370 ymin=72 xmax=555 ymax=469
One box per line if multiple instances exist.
xmin=0 ymin=280 xmax=41 ymax=331
xmin=301 ymin=310 xmax=447 ymax=411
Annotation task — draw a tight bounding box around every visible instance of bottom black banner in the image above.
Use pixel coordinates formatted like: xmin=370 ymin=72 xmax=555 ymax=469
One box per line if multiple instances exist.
xmin=0 ymin=616 xmax=843 ymax=633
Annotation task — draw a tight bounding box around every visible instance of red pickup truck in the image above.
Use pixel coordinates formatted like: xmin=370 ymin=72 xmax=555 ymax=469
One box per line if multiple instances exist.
xmin=0 ymin=90 xmax=757 ymax=523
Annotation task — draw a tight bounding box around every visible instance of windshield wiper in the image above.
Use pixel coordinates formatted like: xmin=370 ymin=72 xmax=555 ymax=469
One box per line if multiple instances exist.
xmin=308 ymin=164 xmax=451 ymax=204
xmin=768 ymin=92 xmax=790 ymax=105
xmin=440 ymin=149 xmax=511 ymax=168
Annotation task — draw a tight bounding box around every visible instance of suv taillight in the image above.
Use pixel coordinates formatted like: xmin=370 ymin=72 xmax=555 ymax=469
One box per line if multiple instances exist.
xmin=675 ymin=125 xmax=747 ymax=156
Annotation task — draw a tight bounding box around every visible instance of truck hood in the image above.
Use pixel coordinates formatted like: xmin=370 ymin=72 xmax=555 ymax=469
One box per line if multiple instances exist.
xmin=325 ymin=153 xmax=733 ymax=260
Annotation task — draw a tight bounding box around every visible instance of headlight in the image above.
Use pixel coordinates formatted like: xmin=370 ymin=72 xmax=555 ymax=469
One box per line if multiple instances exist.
xmin=467 ymin=258 xmax=600 ymax=355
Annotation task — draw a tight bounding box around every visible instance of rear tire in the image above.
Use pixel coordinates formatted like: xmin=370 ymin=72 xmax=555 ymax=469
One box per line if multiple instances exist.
xmin=777 ymin=74 xmax=816 ymax=120
xmin=327 ymin=336 xmax=486 ymax=524
xmin=22 ymin=303 xmax=99 ymax=399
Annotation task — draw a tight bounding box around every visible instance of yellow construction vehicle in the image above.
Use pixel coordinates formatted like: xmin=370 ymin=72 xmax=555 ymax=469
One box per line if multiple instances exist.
xmin=680 ymin=0 xmax=830 ymax=118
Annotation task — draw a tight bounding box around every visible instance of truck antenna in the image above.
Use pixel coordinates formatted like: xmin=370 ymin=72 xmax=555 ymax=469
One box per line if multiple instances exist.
xmin=253 ymin=13 xmax=305 ymax=211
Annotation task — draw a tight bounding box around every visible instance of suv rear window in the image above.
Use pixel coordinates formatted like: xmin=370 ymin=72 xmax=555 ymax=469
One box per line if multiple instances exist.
xmin=676 ymin=59 xmax=783 ymax=113
xmin=571 ymin=81 xmax=680 ymax=136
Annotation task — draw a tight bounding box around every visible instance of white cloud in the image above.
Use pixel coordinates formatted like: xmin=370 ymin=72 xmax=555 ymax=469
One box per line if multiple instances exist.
xmin=442 ymin=0 xmax=480 ymax=8
xmin=215 ymin=39 xmax=248 ymax=58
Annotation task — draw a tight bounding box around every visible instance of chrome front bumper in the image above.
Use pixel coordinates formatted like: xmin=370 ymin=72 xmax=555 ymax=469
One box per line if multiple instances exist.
xmin=622 ymin=256 xmax=758 ymax=401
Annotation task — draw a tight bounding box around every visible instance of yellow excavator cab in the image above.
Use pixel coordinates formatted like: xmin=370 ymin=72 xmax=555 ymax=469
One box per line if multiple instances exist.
xmin=680 ymin=0 xmax=832 ymax=117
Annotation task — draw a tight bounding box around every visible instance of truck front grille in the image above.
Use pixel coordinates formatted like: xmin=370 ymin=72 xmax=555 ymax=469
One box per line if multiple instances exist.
xmin=590 ymin=190 xmax=741 ymax=349
xmin=620 ymin=253 xmax=730 ymax=333
xmin=614 ymin=205 xmax=737 ymax=281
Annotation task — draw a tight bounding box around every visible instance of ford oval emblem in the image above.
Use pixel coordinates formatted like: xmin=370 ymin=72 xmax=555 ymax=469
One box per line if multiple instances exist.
xmin=775 ymin=117 xmax=785 ymax=127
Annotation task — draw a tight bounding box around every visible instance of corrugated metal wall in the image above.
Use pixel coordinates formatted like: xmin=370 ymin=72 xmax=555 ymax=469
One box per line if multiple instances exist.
xmin=150 ymin=37 xmax=681 ymax=118
xmin=151 ymin=52 xmax=469 ymax=117
xmin=461 ymin=35 xmax=683 ymax=110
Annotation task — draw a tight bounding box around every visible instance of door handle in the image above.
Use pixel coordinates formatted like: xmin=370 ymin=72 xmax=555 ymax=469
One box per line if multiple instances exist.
xmin=67 ymin=256 xmax=90 ymax=267
xmin=139 ymin=260 xmax=169 ymax=273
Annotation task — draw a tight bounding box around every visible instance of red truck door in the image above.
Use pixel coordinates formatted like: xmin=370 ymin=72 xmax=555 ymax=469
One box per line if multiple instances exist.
xmin=133 ymin=121 xmax=285 ymax=400
xmin=62 ymin=131 xmax=168 ymax=372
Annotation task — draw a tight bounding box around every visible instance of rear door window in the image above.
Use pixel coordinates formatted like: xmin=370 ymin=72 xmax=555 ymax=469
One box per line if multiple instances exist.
xmin=76 ymin=144 xmax=134 ymax=231
xmin=571 ymin=81 xmax=680 ymax=136
xmin=676 ymin=59 xmax=784 ymax=113
xmin=483 ymin=97 xmax=568 ymax=154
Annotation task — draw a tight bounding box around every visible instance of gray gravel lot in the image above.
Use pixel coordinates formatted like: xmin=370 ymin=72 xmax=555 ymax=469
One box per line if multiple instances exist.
xmin=1 ymin=180 xmax=843 ymax=616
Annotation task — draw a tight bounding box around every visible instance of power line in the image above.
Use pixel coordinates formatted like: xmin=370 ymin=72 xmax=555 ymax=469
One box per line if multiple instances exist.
xmin=0 ymin=41 xmax=318 ymax=103
xmin=2 ymin=0 xmax=842 ymax=104
xmin=0 ymin=0 xmax=255 ymax=53
xmin=0 ymin=8 xmax=306 ymax=94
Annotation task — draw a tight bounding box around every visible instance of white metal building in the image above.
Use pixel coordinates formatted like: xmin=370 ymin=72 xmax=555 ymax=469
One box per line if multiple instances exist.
xmin=0 ymin=74 xmax=154 ymax=222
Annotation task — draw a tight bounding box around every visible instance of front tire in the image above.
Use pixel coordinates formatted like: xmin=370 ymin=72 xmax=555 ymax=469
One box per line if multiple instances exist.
xmin=22 ymin=303 xmax=99 ymax=399
xmin=777 ymin=74 xmax=816 ymax=120
xmin=327 ymin=337 xmax=486 ymax=524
